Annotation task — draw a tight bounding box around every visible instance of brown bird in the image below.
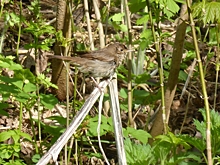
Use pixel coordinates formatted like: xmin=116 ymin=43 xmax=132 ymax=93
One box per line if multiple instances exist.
xmin=47 ymin=43 xmax=131 ymax=78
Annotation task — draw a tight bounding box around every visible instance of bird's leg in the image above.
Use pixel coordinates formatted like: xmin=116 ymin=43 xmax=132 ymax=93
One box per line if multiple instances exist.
xmin=91 ymin=77 xmax=104 ymax=94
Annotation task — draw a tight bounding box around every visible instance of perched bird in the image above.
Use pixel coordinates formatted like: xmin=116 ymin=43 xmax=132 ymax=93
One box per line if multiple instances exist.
xmin=47 ymin=43 xmax=131 ymax=78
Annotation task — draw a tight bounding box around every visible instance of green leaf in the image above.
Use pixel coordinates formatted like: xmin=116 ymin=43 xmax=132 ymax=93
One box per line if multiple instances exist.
xmin=124 ymin=127 xmax=151 ymax=144
xmin=128 ymin=0 xmax=146 ymax=13
xmin=12 ymin=143 xmax=21 ymax=152
xmin=204 ymin=2 xmax=220 ymax=24
xmin=0 ymin=103 xmax=9 ymax=116
xmin=136 ymin=14 xmax=149 ymax=25
xmin=119 ymin=24 xmax=128 ymax=32
xmin=192 ymin=1 xmax=220 ymax=24
xmin=47 ymin=116 xmax=67 ymax=126
xmin=0 ymin=57 xmax=23 ymax=70
xmin=23 ymin=82 xmax=37 ymax=93
xmin=17 ymin=131 xmax=32 ymax=142
xmin=40 ymin=94 xmax=58 ymax=110
xmin=119 ymin=88 xmax=128 ymax=99
xmin=178 ymin=70 xmax=188 ymax=81
xmin=8 ymin=12 xmax=20 ymax=26
xmin=133 ymin=89 xmax=150 ymax=100
xmin=163 ymin=0 xmax=180 ymax=18
xmin=169 ymin=152 xmax=202 ymax=164
xmin=111 ymin=13 xmax=125 ymax=22
xmin=37 ymin=73 xmax=58 ymax=89
xmin=0 ymin=131 xmax=15 ymax=142
xmin=124 ymin=138 xmax=155 ymax=165
xmin=0 ymin=84 xmax=19 ymax=94
xmin=134 ymin=72 xmax=151 ymax=84
xmin=140 ymin=29 xmax=152 ymax=39
xmin=14 ymin=69 xmax=35 ymax=83
xmin=155 ymin=132 xmax=191 ymax=150
xmin=87 ymin=115 xmax=113 ymax=137
xmin=16 ymin=91 xmax=31 ymax=103
xmin=0 ymin=76 xmax=23 ymax=89
xmin=179 ymin=134 xmax=205 ymax=152
xmin=32 ymin=154 xmax=41 ymax=163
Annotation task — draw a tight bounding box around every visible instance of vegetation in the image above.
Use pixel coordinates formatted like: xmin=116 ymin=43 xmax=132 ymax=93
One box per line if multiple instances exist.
xmin=0 ymin=0 xmax=220 ymax=164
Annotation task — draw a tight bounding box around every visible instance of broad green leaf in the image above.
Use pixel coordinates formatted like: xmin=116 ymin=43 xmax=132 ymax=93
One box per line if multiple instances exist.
xmin=40 ymin=94 xmax=58 ymax=110
xmin=47 ymin=116 xmax=67 ymax=126
xmin=16 ymin=91 xmax=30 ymax=103
xmin=0 ymin=131 xmax=15 ymax=142
xmin=32 ymin=154 xmax=41 ymax=163
xmin=128 ymin=0 xmax=146 ymax=13
xmin=178 ymin=70 xmax=188 ymax=81
xmin=163 ymin=0 xmax=180 ymax=18
xmin=136 ymin=14 xmax=149 ymax=25
xmin=23 ymin=82 xmax=37 ymax=93
xmin=119 ymin=88 xmax=128 ymax=99
xmin=134 ymin=72 xmax=151 ymax=84
xmin=192 ymin=1 xmax=220 ymax=24
xmin=14 ymin=69 xmax=35 ymax=83
xmin=179 ymin=135 xmax=205 ymax=152
xmin=0 ymin=57 xmax=23 ymax=70
xmin=124 ymin=127 xmax=151 ymax=144
xmin=111 ymin=13 xmax=124 ymax=22
xmin=119 ymin=24 xmax=128 ymax=32
xmin=204 ymin=2 xmax=220 ymax=24
xmin=0 ymin=84 xmax=18 ymax=94
xmin=87 ymin=115 xmax=113 ymax=137
xmin=140 ymin=29 xmax=152 ymax=39
xmin=0 ymin=76 xmax=23 ymax=89
xmin=133 ymin=89 xmax=150 ymax=99
xmin=169 ymin=152 xmax=202 ymax=164
xmin=124 ymin=138 xmax=155 ymax=165
xmin=0 ymin=103 xmax=9 ymax=116
xmin=17 ymin=131 xmax=32 ymax=142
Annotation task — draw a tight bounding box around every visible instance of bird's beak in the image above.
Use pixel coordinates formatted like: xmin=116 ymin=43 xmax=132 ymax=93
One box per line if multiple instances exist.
xmin=126 ymin=49 xmax=134 ymax=53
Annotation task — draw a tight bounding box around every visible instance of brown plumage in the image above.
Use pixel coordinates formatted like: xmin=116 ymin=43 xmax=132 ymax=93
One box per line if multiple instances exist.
xmin=47 ymin=43 xmax=130 ymax=78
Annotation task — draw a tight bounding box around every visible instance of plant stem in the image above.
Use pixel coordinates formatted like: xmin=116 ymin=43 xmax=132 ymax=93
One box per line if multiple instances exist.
xmin=214 ymin=25 xmax=220 ymax=109
xmin=16 ymin=0 xmax=22 ymax=62
xmin=186 ymin=0 xmax=212 ymax=164
xmin=147 ymin=0 xmax=167 ymax=133
xmin=123 ymin=0 xmax=134 ymax=127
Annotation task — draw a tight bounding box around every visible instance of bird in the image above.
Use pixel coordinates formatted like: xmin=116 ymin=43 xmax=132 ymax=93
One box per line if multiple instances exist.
xmin=47 ymin=43 xmax=131 ymax=78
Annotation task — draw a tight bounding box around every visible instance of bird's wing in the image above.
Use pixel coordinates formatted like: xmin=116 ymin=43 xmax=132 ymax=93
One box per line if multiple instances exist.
xmin=80 ymin=51 xmax=115 ymax=62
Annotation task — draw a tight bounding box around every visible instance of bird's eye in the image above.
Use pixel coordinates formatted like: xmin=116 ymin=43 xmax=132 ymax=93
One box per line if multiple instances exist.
xmin=118 ymin=47 xmax=123 ymax=52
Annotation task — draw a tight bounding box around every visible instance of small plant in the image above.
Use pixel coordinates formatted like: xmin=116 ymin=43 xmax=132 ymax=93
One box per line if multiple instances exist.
xmin=0 ymin=129 xmax=31 ymax=165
